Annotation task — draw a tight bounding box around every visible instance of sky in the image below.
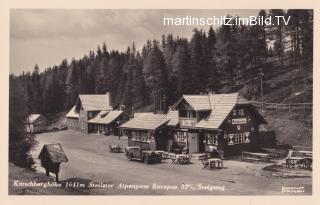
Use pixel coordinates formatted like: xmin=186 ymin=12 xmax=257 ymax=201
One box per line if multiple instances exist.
xmin=10 ymin=9 xmax=260 ymax=75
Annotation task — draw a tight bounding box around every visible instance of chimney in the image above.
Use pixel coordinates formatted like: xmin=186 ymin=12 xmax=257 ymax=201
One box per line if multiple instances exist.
xmin=106 ymin=92 xmax=112 ymax=108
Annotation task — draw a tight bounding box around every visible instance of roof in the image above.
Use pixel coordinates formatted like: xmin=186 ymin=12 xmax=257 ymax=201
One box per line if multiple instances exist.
xmin=195 ymin=93 xmax=243 ymax=129
xmin=172 ymin=93 xmax=265 ymax=129
xmin=77 ymin=94 xmax=112 ymax=111
xmin=26 ymin=114 xmax=48 ymax=124
xmin=120 ymin=112 xmax=169 ymax=130
xmin=38 ymin=143 xmax=68 ymax=163
xmin=174 ymin=95 xmax=211 ymax=111
xmin=165 ymin=110 xmax=179 ymax=126
xmin=65 ymin=106 xmax=79 ymax=118
xmin=88 ymin=110 xmax=124 ymax=125
xmin=194 ymin=93 xmax=265 ymax=129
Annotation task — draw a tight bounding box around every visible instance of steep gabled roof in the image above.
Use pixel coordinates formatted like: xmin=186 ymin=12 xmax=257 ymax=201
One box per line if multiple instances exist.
xmin=88 ymin=110 xmax=124 ymax=125
xmin=165 ymin=110 xmax=179 ymax=127
xmin=196 ymin=93 xmax=244 ymax=129
xmin=38 ymin=143 xmax=68 ymax=163
xmin=65 ymin=106 xmax=79 ymax=118
xmin=173 ymin=95 xmax=211 ymax=111
xmin=77 ymin=94 xmax=112 ymax=111
xmin=195 ymin=93 xmax=267 ymax=129
xmin=120 ymin=112 xmax=169 ymax=131
xmin=26 ymin=114 xmax=48 ymax=124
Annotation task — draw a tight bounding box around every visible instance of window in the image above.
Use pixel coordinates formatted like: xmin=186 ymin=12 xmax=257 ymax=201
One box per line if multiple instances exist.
xmin=132 ymin=131 xmax=149 ymax=142
xmin=179 ymin=110 xmax=187 ymax=117
xmin=187 ymin=110 xmax=196 ymax=118
xmin=205 ymin=132 xmax=219 ymax=145
xmin=233 ymin=108 xmax=245 ymax=116
xmin=179 ymin=110 xmax=196 ymax=118
xmin=228 ymin=132 xmax=250 ymax=145
xmin=175 ymin=131 xmax=187 ymax=143
xmin=233 ymin=109 xmax=237 ymax=116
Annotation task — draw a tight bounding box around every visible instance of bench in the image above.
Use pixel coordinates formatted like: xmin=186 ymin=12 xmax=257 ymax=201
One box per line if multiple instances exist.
xmin=241 ymin=151 xmax=271 ymax=163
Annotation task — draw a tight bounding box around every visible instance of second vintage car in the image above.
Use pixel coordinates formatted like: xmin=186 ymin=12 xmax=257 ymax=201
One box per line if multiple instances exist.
xmin=125 ymin=146 xmax=163 ymax=164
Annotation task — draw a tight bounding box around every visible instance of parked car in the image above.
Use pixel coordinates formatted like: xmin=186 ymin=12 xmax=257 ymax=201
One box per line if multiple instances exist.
xmin=125 ymin=146 xmax=162 ymax=164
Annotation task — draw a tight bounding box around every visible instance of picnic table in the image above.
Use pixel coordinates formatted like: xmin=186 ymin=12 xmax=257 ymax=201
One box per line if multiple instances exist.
xmin=156 ymin=151 xmax=169 ymax=159
xmin=208 ymin=158 xmax=223 ymax=169
xmin=285 ymin=157 xmax=304 ymax=170
xmin=169 ymin=153 xmax=192 ymax=164
xmin=198 ymin=156 xmax=223 ymax=170
xmin=241 ymin=151 xmax=271 ymax=162
xmin=109 ymin=144 xmax=124 ymax=153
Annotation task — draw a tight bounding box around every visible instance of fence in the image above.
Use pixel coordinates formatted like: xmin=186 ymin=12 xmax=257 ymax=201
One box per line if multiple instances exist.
xmin=252 ymin=101 xmax=312 ymax=112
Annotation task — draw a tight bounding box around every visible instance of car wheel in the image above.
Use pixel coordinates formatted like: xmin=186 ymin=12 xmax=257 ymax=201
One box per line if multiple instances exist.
xmin=127 ymin=154 xmax=132 ymax=161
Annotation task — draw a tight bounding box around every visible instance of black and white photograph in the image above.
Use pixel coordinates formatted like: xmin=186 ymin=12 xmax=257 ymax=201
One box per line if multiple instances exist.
xmin=8 ymin=8 xmax=314 ymax=196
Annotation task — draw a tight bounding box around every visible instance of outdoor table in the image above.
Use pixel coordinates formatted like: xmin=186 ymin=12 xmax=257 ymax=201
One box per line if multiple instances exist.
xmin=208 ymin=158 xmax=223 ymax=170
xmin=170 ymin=154 xmax=191 ymax=164
xmin=156 ymin=151 xmax=169 ymax=159
xmin=109 ymin=144 xmax=123 ymax=153
xmin=299 ymin=157 xmax=312 ymax=169
xmin=176 ymin=154 xmax=191 ymax=164
xmin=286 ymin=157 xmax=304 ymax=170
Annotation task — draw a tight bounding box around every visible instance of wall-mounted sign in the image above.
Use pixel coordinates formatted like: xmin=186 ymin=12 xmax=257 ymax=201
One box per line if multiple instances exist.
xmin=232 ymin=118 xmax=247 ymax=124
xmin=180 ymin=119 xmax=197 ymax=128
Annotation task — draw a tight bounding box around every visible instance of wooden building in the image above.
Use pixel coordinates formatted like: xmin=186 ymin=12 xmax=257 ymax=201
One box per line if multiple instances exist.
xmin=88 ymin=110 xmax=129 ymax=136
xmin=170 ymin=93 xmax=267 ymax=156
xmin=120 ymin=113 xmax=170 ymax=151
xmin=25 ymin=114 xmax=48 ymax=133
xmin=65 ymin=105 xmax=79 ymax=130
xmin=65 ymin=92 xmax=129 ymax=135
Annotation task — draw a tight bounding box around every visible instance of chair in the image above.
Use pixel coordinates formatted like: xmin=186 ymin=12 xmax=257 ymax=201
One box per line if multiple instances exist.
xmin=169 ymin=154 xmax=178 ymax=164
xmin=109 ymin=145 xmax=113 ymax=152
xmin=199 ymin=156 xmax=210 ymax=169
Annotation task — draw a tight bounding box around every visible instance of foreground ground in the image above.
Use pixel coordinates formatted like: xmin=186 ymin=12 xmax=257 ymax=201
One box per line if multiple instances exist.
xmin=9 ymin=130 xmax=312 ymax=195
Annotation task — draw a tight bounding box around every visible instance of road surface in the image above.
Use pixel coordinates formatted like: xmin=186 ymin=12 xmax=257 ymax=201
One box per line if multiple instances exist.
xmin=26 ymin=130 xmax=311 ymax=195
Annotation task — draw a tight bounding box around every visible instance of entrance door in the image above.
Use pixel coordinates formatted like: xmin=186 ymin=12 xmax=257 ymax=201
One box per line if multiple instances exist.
xmin=188 ymin=133 xmax=199 ymax=153
xmin=199 ymin=132 xmax=205 ymax=152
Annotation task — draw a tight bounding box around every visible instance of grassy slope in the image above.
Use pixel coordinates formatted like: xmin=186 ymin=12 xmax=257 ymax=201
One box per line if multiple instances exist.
xmin=238 ymin=66 xmax=313 ymax=147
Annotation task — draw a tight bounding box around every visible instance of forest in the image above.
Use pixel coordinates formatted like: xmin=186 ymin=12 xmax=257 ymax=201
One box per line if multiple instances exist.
xmin=9 ymin=9 xmax=313 ymax=167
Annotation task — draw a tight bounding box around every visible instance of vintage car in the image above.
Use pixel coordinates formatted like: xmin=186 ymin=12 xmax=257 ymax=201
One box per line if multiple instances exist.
xmin=125 ymin=146 xmax=162 ymax=164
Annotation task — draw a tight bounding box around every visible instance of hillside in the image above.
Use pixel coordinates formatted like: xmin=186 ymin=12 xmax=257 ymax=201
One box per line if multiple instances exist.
xmin=50 ymin=65 xmax=312 ymax=148
xmin=236 ymin=65 xmax=312 ymax=147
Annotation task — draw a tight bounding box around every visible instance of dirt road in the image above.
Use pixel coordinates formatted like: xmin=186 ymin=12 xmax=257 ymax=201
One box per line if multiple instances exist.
xmin=23 ymin=130 xmax=311 ymax=195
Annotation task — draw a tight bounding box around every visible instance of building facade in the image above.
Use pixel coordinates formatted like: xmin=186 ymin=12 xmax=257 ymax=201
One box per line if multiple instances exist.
xmin=25 ymin=114 xmax=49 ymax=133
xmin=65 ymin=92 xmax=128 ymax=135
xmin=169 ymin=93 xmax=267 ymax=156
xmin=120 ymin=113 xmax=169 ymax=151
xmin=120 ymin=93 xmax=268 ymax=156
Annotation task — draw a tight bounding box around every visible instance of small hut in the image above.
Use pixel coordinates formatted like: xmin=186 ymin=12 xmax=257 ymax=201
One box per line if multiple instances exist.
xmin=38 ymin=143 xmax=68 ymax=182
xmin=26 ymin=114 xmax=48 ymax=133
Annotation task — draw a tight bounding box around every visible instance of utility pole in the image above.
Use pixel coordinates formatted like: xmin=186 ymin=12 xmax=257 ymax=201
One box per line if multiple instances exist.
xmin=259 ymin=69 xmax=264 ymax=111
xmin=153 ymin=92 xmax=156 ymax=113
xmin=162 ymin=95 xmax=167 ymax=113
xmin=159 ymin=93 xmax=162 ymax=114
